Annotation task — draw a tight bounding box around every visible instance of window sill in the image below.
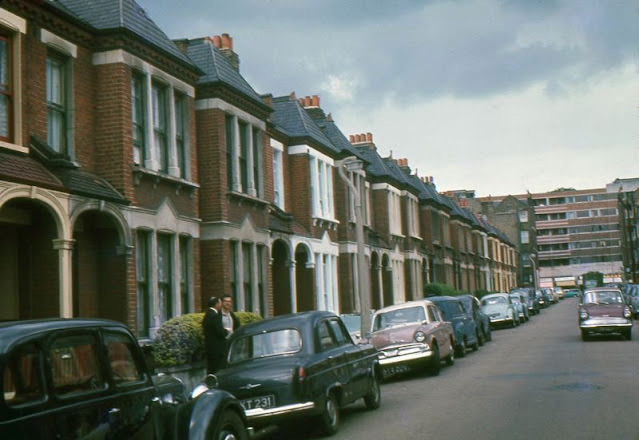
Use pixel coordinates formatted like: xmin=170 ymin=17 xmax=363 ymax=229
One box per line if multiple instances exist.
xmin=312 ymin=216 xmax=339 ymax=230
xmin=0 ymin=140 xmax=28 ymax=154
xmin=227 ymin=190 xmax=270 ymax=207
xmin=132 ymin=166 xmax=199 ymax=198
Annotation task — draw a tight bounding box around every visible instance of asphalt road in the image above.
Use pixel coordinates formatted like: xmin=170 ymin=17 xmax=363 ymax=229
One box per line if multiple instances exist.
xmin=263 ymin=298 xmax=639 ymax=440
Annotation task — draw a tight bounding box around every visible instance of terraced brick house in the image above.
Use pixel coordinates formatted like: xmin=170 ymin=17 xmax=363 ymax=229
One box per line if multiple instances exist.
xmin=0 ymin=0 xmax=202 ymax=338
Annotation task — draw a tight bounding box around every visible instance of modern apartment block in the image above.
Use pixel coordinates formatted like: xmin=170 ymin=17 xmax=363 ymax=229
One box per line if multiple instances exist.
xmin=0 ymin=0 xmax=517 ymax=337
xmin=473 ymin=186 xmax=623 ymax=288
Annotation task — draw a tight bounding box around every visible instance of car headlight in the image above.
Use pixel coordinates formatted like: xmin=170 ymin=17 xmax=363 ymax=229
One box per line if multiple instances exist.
xmin=623 ymin=307 xmax=632 ymax=319
xmin=579 ymin=309 xmax=589 ymax=320
xmin=414 ymin=331 xmax=426 ymax=342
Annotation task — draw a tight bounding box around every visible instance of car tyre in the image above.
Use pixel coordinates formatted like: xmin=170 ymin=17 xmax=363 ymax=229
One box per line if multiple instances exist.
xmin=363 ymin=372 xmax=381 ymax=410
xmin=477 ymin=329 xmax=485 ymax=347
xmin=445 ymin=338 xmax=455 ymax=366
xmin=427 ymin=342 xmax=441 ymax=376
xmin=211 ymin=410 xmax=248 ymax=440
xmin=485 ymin=327 xmax=492 ymax=342
xmin=319 ymin=392 xmax=340 ymax=436
xmin=455 ymin=339 xmax=466 ymax=358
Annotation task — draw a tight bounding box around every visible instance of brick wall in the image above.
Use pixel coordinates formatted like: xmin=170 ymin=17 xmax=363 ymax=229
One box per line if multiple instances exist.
xmin=288 ymin=154 xmax=312 ymax=231
xmin=197 ymin=108 xmax=227 ymax=221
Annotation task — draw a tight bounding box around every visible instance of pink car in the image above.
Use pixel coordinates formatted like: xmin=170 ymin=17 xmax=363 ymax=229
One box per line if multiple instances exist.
xmin=370 ymin=299 xmax=456 ymax=377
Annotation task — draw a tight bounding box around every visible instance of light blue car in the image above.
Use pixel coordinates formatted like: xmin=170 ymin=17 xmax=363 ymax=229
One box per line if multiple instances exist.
xmin=480 ymin=293 xmax=519 ymax=328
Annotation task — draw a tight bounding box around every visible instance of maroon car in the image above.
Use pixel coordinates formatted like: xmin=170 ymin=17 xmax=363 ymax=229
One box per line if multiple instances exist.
xmin=369 ymin=300 xmax=455 ymax=377
xmin=579 ymin=288 xmax=633 ymax=341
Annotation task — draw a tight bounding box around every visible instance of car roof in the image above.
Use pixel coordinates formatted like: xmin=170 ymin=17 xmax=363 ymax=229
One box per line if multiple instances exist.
xmin=426 ymin=295 xmax=460 ymax=303
xmin=482 ymin=293 xmax=509 ymax=298
xmin=584 ymin=287 xmax=621 ymax=293
xmin=0 ymin=318 xmax=128 ymax=353
xmin=232 ymin=310 xmax=336 ymax=335
xmin=373 ymin=299 xmax=434 ymax=315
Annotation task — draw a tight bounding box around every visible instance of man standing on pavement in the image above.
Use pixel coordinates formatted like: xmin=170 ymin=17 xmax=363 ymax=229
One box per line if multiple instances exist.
xmin=202 ymin=297 xmax=228 ymax=374
xmin=221 ymin=294 xmax=241 ymax=335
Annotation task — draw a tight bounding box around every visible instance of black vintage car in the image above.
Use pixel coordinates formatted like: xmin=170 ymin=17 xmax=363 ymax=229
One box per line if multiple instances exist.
xmin=428 ymin=296 xmax=480 ymax=356
xmin=0 ymin=318 xmax=248 ymax=439
xmin=213 ymin=311 xmax=381 ymax=437
xmin=458 ymin=294 xmax=492 ymax=345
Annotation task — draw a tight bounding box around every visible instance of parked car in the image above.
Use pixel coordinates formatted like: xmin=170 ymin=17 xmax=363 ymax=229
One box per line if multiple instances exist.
xmin=621 ymin=284 xmax=639 ymax=318
xmin=564 ymin=288 xmax=581 ymax=299
xmin=480 ymin=293 xmax=518 ymax=328
xmin=458 ymin=294 xmax=492 ymax=344
xmin=542 ymin=287 xmax=558 ymax=304
xmin=511 ymin=288 xmax=538 ymax=316
xmin=428 ymin=296 xmax=480 ymax=356
xmin=537 ymin=289 xmax=550 ymax=308
xmin=369 ymin=299 xmax=455 ymax=377
xmin=213 ymin=311 xmax=381 ymax=437
xmin=509 ymin=292 xmax=530 ymax=322
xmin=579 ymin=288 xmax=633 ymax=341
xmin=554 ymin=286 xmax=565 ymax=300
xmin=0 ymin=318 xmax=249 ymax=439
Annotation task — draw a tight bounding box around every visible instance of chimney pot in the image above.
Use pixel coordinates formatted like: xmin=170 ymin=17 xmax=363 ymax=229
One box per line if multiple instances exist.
xmin=366 ymin=132 xmax=372 ymax=142
xmin=311 ymin=95 xmax=319 ymax=107
xmin=289 ymin=91 xmax=297 ymax=101
xmin=355 ymin=134 xmax=361 ymax=142
xmin=306 ymin=96 xmax=312 ymax=107
xmin=212 ymin=35 xmax=221 ymax=48
xmin=326 ymin=112 xmax=333 ymax=122
xmin=349 ymin=135 xmax=355 ymax=143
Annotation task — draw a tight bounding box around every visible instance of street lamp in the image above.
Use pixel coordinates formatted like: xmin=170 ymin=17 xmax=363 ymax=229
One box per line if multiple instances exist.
xmin=529 ymin=254 xmax=538 ymax=291
xmin=336 ymin=156 xmax=371 ymax=338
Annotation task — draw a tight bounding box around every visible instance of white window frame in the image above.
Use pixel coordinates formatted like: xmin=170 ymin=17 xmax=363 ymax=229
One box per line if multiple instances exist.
xmin=271 ymin=139 xmax=285 ymax=210
xmin=0 ymin=9 xmax=25 ymax=150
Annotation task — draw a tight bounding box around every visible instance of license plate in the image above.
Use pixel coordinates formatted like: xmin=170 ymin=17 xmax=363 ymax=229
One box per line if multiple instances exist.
xmin=382 ymin=364 xmax=411 ymax=377
xmin=240 ymin=394 xmax=276 ymax=410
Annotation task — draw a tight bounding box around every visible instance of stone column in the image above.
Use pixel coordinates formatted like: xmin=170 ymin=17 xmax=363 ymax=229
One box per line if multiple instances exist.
xmin=52 ymin=238 xmax=75 ymax=318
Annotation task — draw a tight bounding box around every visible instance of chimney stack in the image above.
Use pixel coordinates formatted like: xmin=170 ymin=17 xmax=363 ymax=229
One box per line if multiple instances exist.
xmin=210 ymin=33 xmax=240 ymax=72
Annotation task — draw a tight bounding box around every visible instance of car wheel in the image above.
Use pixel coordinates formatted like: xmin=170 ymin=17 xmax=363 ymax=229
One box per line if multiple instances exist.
xmin=445 ymin=337 xmax=455 ymax=366
xmin=427 ymin=342 xmax=441 ymax=376
xmin=363 ymin=372 xmax=381 ymax=410
xmin=210 ymin=410 xmax=248 ymax=440
xmin=455 ymin=338 xmax=466 ymax=358
xmin=319 ymin=392 xmax=340 ymax=436
xmin=471 ymin=334 xmax=479 ymax=351
xmin=477 ymin=329 xmax=485 ymax=347
xmin=485 ymin=327 xmax=492 ymax=342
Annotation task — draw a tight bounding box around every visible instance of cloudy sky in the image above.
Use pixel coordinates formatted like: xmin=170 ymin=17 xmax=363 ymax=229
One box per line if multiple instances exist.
xmin=140 ymin=0 xmax=639 ymax=196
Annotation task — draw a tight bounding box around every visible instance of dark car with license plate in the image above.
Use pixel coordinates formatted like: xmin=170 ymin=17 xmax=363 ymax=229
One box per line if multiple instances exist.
xmin=458 ymin=294 xmax=492 ymax=345
xmin=579 ymin=288 xmax=633 ymax=340
xmin=428 ymin=296 xmax=480 ymax=356
xmin=0 ymin=318 xmax=248 ymax=440
xmin=212 ymin=311 xmax=381 ymax=437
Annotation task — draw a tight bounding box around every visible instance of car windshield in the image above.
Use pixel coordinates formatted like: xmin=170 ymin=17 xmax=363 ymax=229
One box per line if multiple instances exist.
xmin=459 ymin=298 xmax=472 ymax=313
xmin=228 ymin=328 xmax=302 ymax=363
xmin=510 ymin=296 xmax=521 ymax=304
xmin=434 ymin=301 xmax=464 ymax=320
xmin=340 ymin=315 xmax=361 ymax=334
xmin=583 ymin=291 xmax=623 ymax=305
xmin=482 ymin=296 xmax=506 ymax=306
xmin=372 ymin=306 xmax=425 ymax=331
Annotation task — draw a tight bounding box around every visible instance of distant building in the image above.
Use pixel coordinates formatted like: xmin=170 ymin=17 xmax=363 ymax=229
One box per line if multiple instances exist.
xmin=470 ymin=184 xmax=626 ymax=288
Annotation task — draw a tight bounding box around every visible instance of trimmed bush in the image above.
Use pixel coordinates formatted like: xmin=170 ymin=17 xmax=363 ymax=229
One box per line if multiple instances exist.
xmin=424 ymin=282 xmax=459 ymax=297
xmin=152 ymin=311 xmax=263 ymax=367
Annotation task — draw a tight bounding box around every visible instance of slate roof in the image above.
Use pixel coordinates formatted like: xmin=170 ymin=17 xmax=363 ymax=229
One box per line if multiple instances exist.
xmin=0 ymin=150 xmax=65 ymax=191
xmin=271 ymin=97 xmax=338 ymax=154
xmin=305 ymin=108 xmax=365 ymax=160
xmin=185 ymin=38 xmax=265 ymax=107
xmin=51 ymin=0 xmax=195 ymax=68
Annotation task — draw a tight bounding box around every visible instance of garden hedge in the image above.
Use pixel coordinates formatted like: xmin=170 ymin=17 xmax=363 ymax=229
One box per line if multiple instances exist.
xmin=152 ymin=311 xmax=262 ymax=367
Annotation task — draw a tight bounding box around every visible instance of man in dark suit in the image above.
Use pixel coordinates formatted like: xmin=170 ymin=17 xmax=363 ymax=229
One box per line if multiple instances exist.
xmin=202 ymin=297 xmax=228 ymax=374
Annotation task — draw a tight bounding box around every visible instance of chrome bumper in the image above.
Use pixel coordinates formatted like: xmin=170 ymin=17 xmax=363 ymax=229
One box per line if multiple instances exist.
xmin=377 ymin=343 xmax=433 ymax=366
xmin=245 ymin=401 xmax=315 ymax=420
xmin=580 ymin=317 xmax=632 ymax=329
